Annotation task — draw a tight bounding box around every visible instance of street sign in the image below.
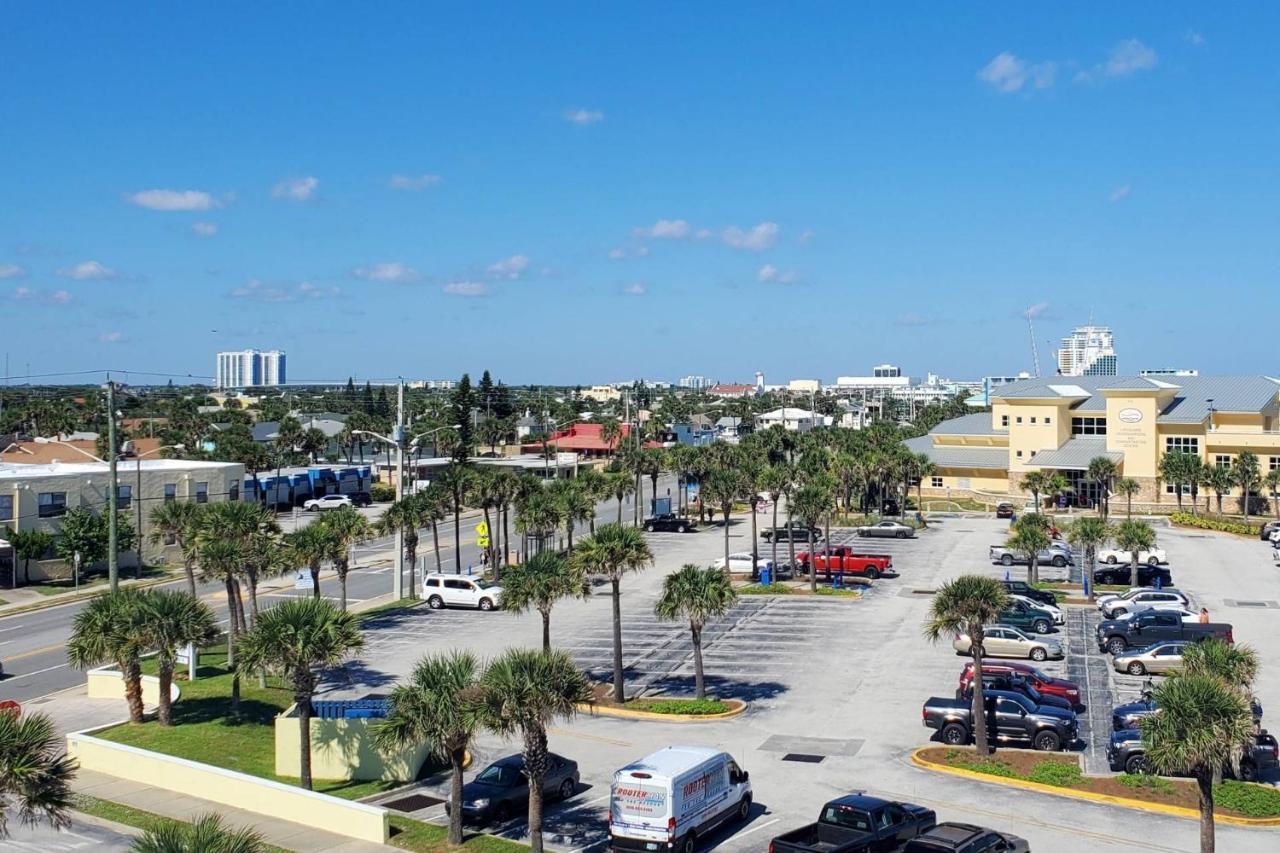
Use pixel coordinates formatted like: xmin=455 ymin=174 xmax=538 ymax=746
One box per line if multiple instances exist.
xmin=477 ymin=535 xmax=490 ymax=548
xmin=176 ymin=643 xmax=196 ymax=666
xmin=475 ymin=521 xmax=489 ymax=537
xmin=294 ymin=570 xmax=311 ymax=590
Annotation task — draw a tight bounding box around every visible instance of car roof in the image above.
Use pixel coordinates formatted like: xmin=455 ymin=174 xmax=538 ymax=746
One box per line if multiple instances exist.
xmin=917 ymin=823 xmax=986 ymax=843
xmin=827 ymin=793 xmax=892 ymax=810
xmin=617 ymin=746 xmax=723 ymax=780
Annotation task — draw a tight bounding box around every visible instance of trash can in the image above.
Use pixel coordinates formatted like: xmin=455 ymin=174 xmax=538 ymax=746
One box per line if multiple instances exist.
xmin=760 ymin=566 xmax=772 ymax=585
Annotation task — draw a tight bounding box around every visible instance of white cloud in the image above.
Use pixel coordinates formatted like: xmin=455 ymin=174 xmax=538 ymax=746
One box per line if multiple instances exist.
xmin=723 ymin=222 xmax=779 ymax=252
xmin=1109 ymin=184 xmax=1132 ymax=203
xmin=798 ymin=228 xmax=814 ymax=245
xmin=271 ymin=176 xmax=319 ymax=201
xmin=12 ymin=287 xmax=34 ymax=300
xmin=231 ymin=278 xmax=339 ymax=302
xmin=126 ymin=189 xmax=217 ymax=211
xmin=635 ymin=245 xmax=650 ymax=256
xmin=978 ymin=52 xmax=1057 ymax=93
xmin=608 ymin=248 xmax=626 ymax=260
xmin=564 ymin=108 xmax=604 ymax=126
xmin=99 ymin=331 xmax=125 ymax=343
xmin=1185 ymin=30 xmax=1205 ymax=46
xmin=635 ymin=219 xmax=690 ymax=240
xmin=622 ymin=282 xmax=646 ymax=296
xmin=443 ymin=281 xmax=487 ymax=297
xmin=388 ymin=173 xmax=442 ymax=190
xmin=0 ymin=263 xmax=24 ymax=279
xmin=192 ymin=221 xmax=218 ymax=237
xmin=757 ymin=264 xmax=797 ymax=284
xmin=11 ymin=286 xmax=71 ymax=305
xmin=1077 ymin=39 xmax=1158 ymax=83
xmin=50 ymin=289 xmax=72 ymax=304
xmin=1023 ymin=301 xmax=1050 ymax=319
xmin=896 ymin=312 xmax=929 ymax=327
xmin=58 ymin=260 xmax=117 ymax=280
xmin=353 ymin=262 xmax=419 ymax=283
xmin=694 ymin=228 xmax=713 ymax=240
xmin=487 ymin=254 xmax=530 ymax=280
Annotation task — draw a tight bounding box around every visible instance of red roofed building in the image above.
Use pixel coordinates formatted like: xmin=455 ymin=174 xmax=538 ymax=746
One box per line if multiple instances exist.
xmin=520 ymin=423 xmax=661 ymax=458
xmin=708 ymin=383 xmax=757 ymax=398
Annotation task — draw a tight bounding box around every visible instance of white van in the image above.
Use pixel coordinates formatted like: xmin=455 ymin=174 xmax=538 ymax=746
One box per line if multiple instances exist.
xmin=609 ymin=746 xmax=752 ymax=853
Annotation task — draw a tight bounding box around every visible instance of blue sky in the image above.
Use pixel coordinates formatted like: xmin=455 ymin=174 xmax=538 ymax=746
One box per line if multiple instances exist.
xmin=3 ymin=3 xmax=1277 ymax=385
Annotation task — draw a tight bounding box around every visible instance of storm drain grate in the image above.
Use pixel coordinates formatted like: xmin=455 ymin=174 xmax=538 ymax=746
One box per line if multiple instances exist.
xmin=782 ymin=753 xmax=825 ymax=763
xmin=383 ymin=794 xmax=444 ymax=812
xmin=1223 ymin=599 xmax=1277 ymax=609
xmin=1236 ymin=601 xmax=1269 ymax=607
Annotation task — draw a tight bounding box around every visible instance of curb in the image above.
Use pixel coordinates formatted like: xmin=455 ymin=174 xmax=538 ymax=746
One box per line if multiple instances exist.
xmin=910 ymin=748 xmax=1280 ymax=827
xmin=0 ymin=573 xmax=183 ymax=617
xmin=578 ymin=699 xmax=747 ymax=722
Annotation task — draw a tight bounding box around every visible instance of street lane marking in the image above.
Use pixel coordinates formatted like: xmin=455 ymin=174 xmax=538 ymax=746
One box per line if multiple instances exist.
xmin=2 ymin=662 xmax=69 ymax=682
xmin=722 ymin=817 xmax=779 ymax=843
xmin=0 ymin=624 xmax=26 ymax=633
xmin=1 ymin=642 xmax=67 ymax=663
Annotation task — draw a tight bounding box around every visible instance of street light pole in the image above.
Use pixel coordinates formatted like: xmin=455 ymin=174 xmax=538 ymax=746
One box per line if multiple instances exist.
xmin=394 ymin=378 xmax=405 ymax=600
xmin=106 ymin=378 xmax=119 ymax=593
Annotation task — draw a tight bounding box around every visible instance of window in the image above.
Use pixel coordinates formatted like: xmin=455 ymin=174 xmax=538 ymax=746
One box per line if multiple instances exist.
xmin=1166 ymin=437 xmax=1199 ymax=454
xmin=38 ymin=492 xmax=68 ymax=518
xmin=1072 ymin=417 xmax=1107 ymax=436
xmin=1000 ymin=415 xmax=1009 ymax=427
xmin=116 ymin=484 xmax=131 ymax=509
xmin=425 ymin=578 xmax=440 ymax=588
xmin=0 ymin=494 xmax=12 ymax=522
xmin=1270 ymin=457 xmax=1280 ymax=472
xmin=1166 ymin=483 xmax=1191 ymax=495
xmin=164 ymin=483 xmax=177 ymax=503
xmin=931 ymin=476 xmax=944 ymax=488
xmin=1045 ymin=417 xmax=1051 ymax=425
xmin=1030 ymin=417 xmax=1037 ymax=424
xmin=228 ymin=481 xmax=239 ymax=502
xmin=1016 ymin=417 xmax=1023 ymax=424
xmin=1016 ymin=450 xmax=1023 ymax=458
xmin=195 ymin=482 xmax=209 ymax=504
xmin=1215 ymin=454 xmax=1231 ymax=469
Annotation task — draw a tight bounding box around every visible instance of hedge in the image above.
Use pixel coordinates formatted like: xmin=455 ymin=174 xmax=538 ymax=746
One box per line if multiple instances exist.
xmin=1170 ymin=512 xmax=1257 ymax=537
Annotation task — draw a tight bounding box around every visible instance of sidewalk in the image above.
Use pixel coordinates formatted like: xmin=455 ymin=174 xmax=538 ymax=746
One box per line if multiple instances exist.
xmin=0 ymin=570 xmax=185 ymax=615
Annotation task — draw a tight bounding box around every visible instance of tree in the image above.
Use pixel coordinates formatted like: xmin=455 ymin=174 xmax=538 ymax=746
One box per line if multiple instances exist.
xmin=1267 ymin=469 xmax=1280 ymax=520
xmin=1159 ymin=452 xmax=1192 ymax=513
xmin=654 ymin=565 xmax=737 ymax=699
xmin=599 ymin=417 xmax=621 ymax=453
xmin=1066 ymin=517 xmax=1112 ymax=600
xmin=1086 ymin=456 xmax=1119 ymax=519
xmin=549 ymin=479 xmax=593 ymax=553
xmin=235 ymin=598 xmax=364 ymax=790
xmin=5 ymin=527 xmax=53 ymax=588
xmin=922 ymin=575 xmax=1010 ymax=755
xmin=274 ymin=416 xmax=303 ymax=500
xmin=378 ymin=491 xmax=431 ymax=593
xmin=759 ymin=464 xmax=790 ymax=576
xmin=571 ymin=524 xmax=653 ymax=702
xmin=450 ymin=374 xmax=475 ymax=461
xmin=476 ymin=649 xmax=592 ymax=853
xmin=149 ymin=501 xmax=204 ymax=597
xmin=1232 ymin=451 xmax=1261 ymax=520
xmin=1204 ymin=464 xmax=1232 ymax=516
xmin=54 ymin=507 xmax=109 ymax=576
xmin=1181 ymin=638 xmax=1258 ymax=695
xmin=1140 ymin=674 xmax=1255 ymax=853
xmin=607 ymin=471 xmax=635 ymax=525
xmin=1114 ymin=478 xmax=1141 ymax=519
xmin=792 ymin=481 xmax=834 ymax=592
xmin=140 ymin=590 xmax=219 ymax=726
xmin=285 ymin=523 xmax=334 ymax=601
xmin=375 ymin=652 xmax=481 ymax=846
xmin=1114 ymin=519 xmax=1156 ymax=588
xmin=0 ymin=710 xmax=75 ymax=839
xmin=130 ymin=812 xmax=268 ymax=853
xmin=500 ymin=551 xmax=589 ymax=651
xmin=1020 ymin=471 xmax=1050 ymax=511
xmin=300 ymin=427 xmax=328 ymax=464
xmin=700 ymin=465 xmax=747 ymax=574
xmin=67 ymin=588 xmax=150 ymax=722
xmin=1005 ymin=515 xmax=1051 ymax=585
xmin=317 ymin=506 xmax=371 ymax=610
xmin=437 ymin=463 xmax=472 ymax=573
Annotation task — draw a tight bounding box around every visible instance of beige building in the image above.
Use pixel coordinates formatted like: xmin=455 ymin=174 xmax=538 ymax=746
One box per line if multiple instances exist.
xmin=582 ymin=385 xmax=622 ymax=403
xmin=906 ymin=375 xmax=1280 ymax=511
xmin=1 ymin=459 xmax=245 ymax=582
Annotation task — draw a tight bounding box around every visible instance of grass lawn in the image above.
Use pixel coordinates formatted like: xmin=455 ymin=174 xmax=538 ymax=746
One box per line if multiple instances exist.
xmin=737 ymin=582 xmax=860 ymax=597
xmin=389 ymin=816 xmax=527 ymax=852
xmin=28 ymin=565 xmax=171 ymax=596
xmin=98 ymin=645 xmax=401 ymax=801
xmin=0 ymin=597 xmax=7 ymax=606
xmin=625 ymin=698 xmax=731 ymax=715
xmin=73 ymin=793 xmax=292 ymax=853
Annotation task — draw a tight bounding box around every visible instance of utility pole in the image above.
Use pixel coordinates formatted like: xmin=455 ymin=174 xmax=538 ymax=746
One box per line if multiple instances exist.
xmin=107 ymin=377 xmax=120 ymax=592
xmin=393 ymin=378 xmax=405 ymax=600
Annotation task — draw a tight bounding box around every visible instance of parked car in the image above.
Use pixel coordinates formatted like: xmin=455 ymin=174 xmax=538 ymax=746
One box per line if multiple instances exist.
xmin=453 ymin=753 xmax=579 ymax=824
xmin=1110 ymin=605 xmax=1200 ymax=624
xmin=1261 ymin=520 xmax=1280 ymax=541
xmin=1095 ymin=586 xmax=1178 ymax=608
xmin=995 ymin=503 xmax=1015 ymax=519
xmin=1093 ymin=563 xmax=1173 ymax=587
xmin=1108 ymin=728 xmax=1279 ymax=780
xmin=958 ymin=662 xmax=1081 ymax=708
xmin=644 ymin=513 xmax=695 ymax=533
xmin=1099 ymin=589 xmax=1189 ymax=619
xmin=1098 ymin=547 xmax=1168 ymax=567
xmin=998 ymin=600 xmax=1056 ymax=635
xmin=303 ymin=494 xmax=353 ymax=511
xmin=796 ymin=546 xmax=895 ymax=580
xmin=422 ymin=574 xmax=503 ymax=611
xmin=999 ymin=580 xmax=1057 ymax=607
xmin=761 ymin=524 xmax=821 ymax=542
xmin=1008 ymin=594 xmax=1063 ymax=625
xmin=712 ymin=552 xmax=775 ymax=575
xmin=952 ymin=626 xmax=1063 ymax=662
xmin=855 ymin=520 xmax=916 ymax=539
xmin=903 ymin=822 xmax=1030 ymax=853
xmin=1095 ymin=609 xmax=1232 ymax=654
xmin=957 ymin=672 xmax=1074 ymax=713
xmin=922 ymin=690 xmax=1078 ymax=751
xmin=1112 ymin=642 xmax=1187 ymax=676
xmin=609 ymin=746 xmax=751 ymax=853
xmin=347 ymin=490 xmax=374 ymax=507
xmin=769 ymin=794 xmax=936 ymax=853
xmin=989 ymin=542 xmax=1073 ymax=568
xmin=1111 ymin=696 xmax=1158 ymax=732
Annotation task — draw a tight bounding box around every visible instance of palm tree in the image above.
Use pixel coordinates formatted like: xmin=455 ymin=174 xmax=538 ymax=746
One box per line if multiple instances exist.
xmin=654 ymin=565 xmax=737 ymax=699
xmin=273 ymin=416 xmax=303 ymax=507
xmin=1159 ymin=451 xmax=1191 ymax=513
xmin=760 ymin=464 xmax=790 ymax=576
xmin=130 ymin=812 xmax=268 ymax=853
xmin=374 ymin=652 xmax=481 ymax=846
xmin=140 ymin=590 xmax=219 ymax=726
xmin=608 ymin=471 xmax=636 ymax=525
xmin=1005 ymin=516 xmax=1051 ymax=585
xmin=5 ymin=527 xmax=53 ymax=589
xmin=1232 ymin=451 xmax=1261 ymax=520
xmin=573 ymin=467 xmax=609 ymax=536
xmin=792 ymin=481 xmax=834 ymax=592
xmin=1066 ymin=516 xmax=1112 ymax=600
xmin=1182 ymin=638 xmax=1258 ymax=693
xmin=922 ymin=575 xmax=1010 ymax=755
xmin=378 ymin=491 xmax=429 ymax=587
xmin=1266 ymin=469 xmax=1280 ymax=521
xmin=285 ymin=523 xmax=334 ymax=601
xmin=476 ymin=648 xmax=592 ymax=853
xmin=500 ymin=551 xmax=589 ymax=651
xmin=317 ymin=506 xmax=371 ymax=610
xmin=235 ymin=598 xmax=363 ymax=790
xmin=67 ymin=588 xmax=150 ymax=722
xmin=1086 ymin=456 xmax=1118 ymax=518
xmin=572 ymin=524 xmax=653 ymax=702
xmin=0 ymin=711 xmax=75 ymax=838
xmin=701 ymin=466 xmax=746 ymax=574
xmin=1204 ymin=464 xmax=1232 ymax=516
xmin=1140 ymin=674 xmax=1255 ymax=853
xmin=550 ymin=479 xmax=593 ymax=553
xmin=1114 ymin=519 xmax=1156 ymax=588
xmin=1114 ymin=478 xmax=1141 ymax=519
xmin=148 ymin=501 xmax=203 ymax=597
xmin=1044 ymin=472 xmax=1069 ymax=510
xmin=514 ymin=489 xmax=562 ymax=562
xmin=600 ymin=417 xmax=622 ymax=454
xmin=196 ymin=501 xmax=278 ymax=628
xmin=437 ymin=463 xmax=472 ymax=573
xmin=1020 ymin=471 xmax=1050 ymax=512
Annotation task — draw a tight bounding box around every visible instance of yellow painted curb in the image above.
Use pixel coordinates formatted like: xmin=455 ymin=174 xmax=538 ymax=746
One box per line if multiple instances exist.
xmin=910 ymin=748 xmax=1280 ymax=828
xmin=577 ymin=699 xmax=747 ymax=722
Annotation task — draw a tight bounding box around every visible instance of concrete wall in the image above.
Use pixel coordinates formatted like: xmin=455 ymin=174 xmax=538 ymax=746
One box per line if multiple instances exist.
xmin=66 ymin=729 xmax=390 ymax=844
xmin=1005 ymin=402 xmax=1071 ymax=473
xmin=274 ymin=707 xmax=432 ymax=782
xmin=86 ymin=666 xmax=179 ymax=707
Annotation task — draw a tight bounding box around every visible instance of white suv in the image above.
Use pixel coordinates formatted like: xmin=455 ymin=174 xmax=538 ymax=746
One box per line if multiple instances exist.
xmin=303 ymin=494 xmax=353 ymax=512
xmin=1101 ymin=590 xmax=1189 ymax=619
xmin=422 ymin=574 xmax=503 ymax=611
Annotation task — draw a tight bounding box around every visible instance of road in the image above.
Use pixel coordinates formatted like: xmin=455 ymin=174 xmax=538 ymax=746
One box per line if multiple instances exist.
xmin=0 ymin=476 xmax=674 ymax=705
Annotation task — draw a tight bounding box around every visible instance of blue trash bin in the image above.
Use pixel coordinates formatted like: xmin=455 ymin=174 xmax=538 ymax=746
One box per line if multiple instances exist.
xmin=760 ymin=566 xmax=772 ymax=585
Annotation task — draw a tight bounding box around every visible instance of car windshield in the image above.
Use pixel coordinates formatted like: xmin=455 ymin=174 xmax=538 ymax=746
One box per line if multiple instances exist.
xmin=474 ymin=579 xmax=497 ymax=589
xmin=476 ymin=764 xmax=517 ymax=785
xmin=821 ymin=806 xmax=872 ymax=831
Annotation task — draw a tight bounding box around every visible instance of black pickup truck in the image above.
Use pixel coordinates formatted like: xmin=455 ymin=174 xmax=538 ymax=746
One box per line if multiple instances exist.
xmin=1095 ymin=610 xmax=1233 ymax=655
xmin=923 ymin=690 xmax=1078 ymax=752
xmin=768 ymin=794 xmax=936 ymax=853
xmin=1108 ymin=728 xmax=1279 ymax=781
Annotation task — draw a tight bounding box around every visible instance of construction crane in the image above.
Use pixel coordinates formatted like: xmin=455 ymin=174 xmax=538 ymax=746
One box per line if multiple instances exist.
xmin=1027 ymin=313 xmax=1041 ymax=378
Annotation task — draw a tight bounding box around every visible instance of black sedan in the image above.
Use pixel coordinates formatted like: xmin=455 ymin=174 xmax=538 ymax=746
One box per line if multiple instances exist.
xmin=454 ymin=754 xmax=579 ymax=824
xmin=996 ymin=503 xmax=1015 ymax=519
xmin=1093 ymin=564 xmax=1172 ymax=587
xmin=643 ymin=513 xmax=695 ymax=533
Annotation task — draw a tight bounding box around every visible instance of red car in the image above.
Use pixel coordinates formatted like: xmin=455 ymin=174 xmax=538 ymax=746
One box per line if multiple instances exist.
xmin=958 ymin=662 xmax=1082 ymax=709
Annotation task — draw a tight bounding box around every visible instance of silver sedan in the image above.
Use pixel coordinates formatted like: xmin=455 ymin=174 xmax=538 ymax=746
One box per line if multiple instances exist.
xmin=855 ymin=520 xmax=916 ymax=539
xmin=1113 ymin=642 xmax=1186 ymax=676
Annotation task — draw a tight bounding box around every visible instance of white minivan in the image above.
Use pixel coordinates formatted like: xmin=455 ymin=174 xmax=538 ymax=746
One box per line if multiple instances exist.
xmin=421 ymin=573 xmax=503 ymax=611
xmin=609 ymin=746 xmax=752 ymax=853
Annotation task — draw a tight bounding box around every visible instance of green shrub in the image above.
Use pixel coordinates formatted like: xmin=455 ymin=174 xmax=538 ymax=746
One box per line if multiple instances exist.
xmin=1027 ymin=760 xmax=1084 ymax=787
xmin=627 ymin=698 xmax=730 ymax=716
xmin=1170 ymin=512 xmax=1256 ymax=537
xmin=948 ymin=756 xmax=1020 ymax=779
xmin=1214 ymin=780 xmax=1280 ymax=817
xmin=814 ymin=586 xmax=860 ymax=597
xmin=737 ymin=583 xmax=793 ymax=595
xmin=369 ymin=483 xmax=395 ymax=502
xmin=1118 ymin=773 xmax=1174 ymax=794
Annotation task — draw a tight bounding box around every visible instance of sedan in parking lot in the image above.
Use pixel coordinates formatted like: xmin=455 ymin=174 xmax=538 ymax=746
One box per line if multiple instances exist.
xmin=1098 ymin=547 xmax=1168 ymax=566
xmin=1113 ymin=642 xmax=1186 ymax=676
xmin=303 ymin=494 xmax=353 ymax=511
xmin=712 ymin=552 xmax=775 ymax=575
xmin=855 ymin=520 xmax=916 ymax=538
xmin=953 ymin=626 xmax=1063 ymax=661
xmin=452 ymin=754 xmax=579 ymax=824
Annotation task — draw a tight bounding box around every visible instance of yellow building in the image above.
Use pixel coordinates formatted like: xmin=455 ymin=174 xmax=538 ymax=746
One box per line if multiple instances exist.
xmin=906 ymin=375 xmax=1280 ymax=511
xmin=582 ymin=385 xmax=622 ymax=403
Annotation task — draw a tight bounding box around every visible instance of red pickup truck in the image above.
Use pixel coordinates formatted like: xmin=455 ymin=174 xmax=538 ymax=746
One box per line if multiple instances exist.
xmin=796 ymin=545 xmax=894 ymax=580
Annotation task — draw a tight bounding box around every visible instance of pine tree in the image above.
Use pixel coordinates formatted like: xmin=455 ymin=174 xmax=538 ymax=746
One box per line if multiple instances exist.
xmin=479 ymin=370 xmax=495 ymax=416
xmin=361 ymin=381 xmax=375 ymax=414
xmin=451 ymin=374 xmax=474 ymax=462
xmin=376 ymin=386 xmax=391 ymax=419
xmin=494 ymin=382 xmax=513 ymax=420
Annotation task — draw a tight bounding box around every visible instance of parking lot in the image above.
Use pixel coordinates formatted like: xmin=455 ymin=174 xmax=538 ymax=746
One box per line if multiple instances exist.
xmin=328 ymin=513 xmax=1280 ymax=852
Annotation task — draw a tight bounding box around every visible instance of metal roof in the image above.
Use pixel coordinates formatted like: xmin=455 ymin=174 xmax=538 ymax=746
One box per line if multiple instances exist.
xmin=992 ymin=375 xmax=1280 ymax=423
xmin=928 ymin=413 xmax=1005 ymax=436
xmin=904 ymin=435 xmax=1008 ymax=471
xmin=1024 ymin=438 xmax=1122 ymax=471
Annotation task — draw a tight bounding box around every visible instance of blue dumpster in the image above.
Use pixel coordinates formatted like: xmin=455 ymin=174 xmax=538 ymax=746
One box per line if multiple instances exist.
xmin=760 ymin=566 xmax=772 ymax=585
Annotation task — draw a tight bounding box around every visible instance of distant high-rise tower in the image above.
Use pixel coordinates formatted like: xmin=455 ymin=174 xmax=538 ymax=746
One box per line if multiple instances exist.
xmin=216 ymin=349 xmax=287 ymax=389
xmin=1056 ymin=326 xmax=1117 ymax=376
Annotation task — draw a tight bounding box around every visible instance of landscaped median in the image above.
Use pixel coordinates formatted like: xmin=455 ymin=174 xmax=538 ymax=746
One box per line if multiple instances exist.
xmin=581 ymin=685 xmax=747 ymax=721
xmin=1170 ymin=511 xmax=1260 ymax=537
xmin=735 ymin=581 xmax=862 ymax=598
xmin=912 ymin=746 xmax=1280 ymax=826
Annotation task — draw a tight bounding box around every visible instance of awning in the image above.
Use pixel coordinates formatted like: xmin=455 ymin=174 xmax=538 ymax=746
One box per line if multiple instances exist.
xmin=1025 ymin=438 xmax=1123 ymax=471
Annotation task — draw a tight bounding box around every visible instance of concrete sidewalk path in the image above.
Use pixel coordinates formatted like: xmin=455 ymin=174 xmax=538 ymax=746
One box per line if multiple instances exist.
xmin=73 ymin=769 xmax=390 ymax=852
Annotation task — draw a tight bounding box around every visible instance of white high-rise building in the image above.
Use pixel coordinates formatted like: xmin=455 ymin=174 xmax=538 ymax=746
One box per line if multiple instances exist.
xmin=678 ymin=375 xmax=713 ymax=390
xmin=215 ymin=349 xmax=287 ymax=389
xmin=1056 ymin=325 xmax=1117 ymax=376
